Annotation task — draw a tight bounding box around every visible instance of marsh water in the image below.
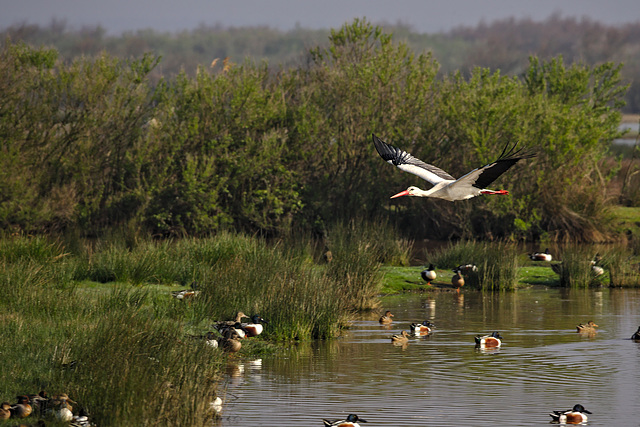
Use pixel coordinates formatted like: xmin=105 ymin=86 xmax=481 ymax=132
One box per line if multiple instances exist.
xmin=218 ymin=288 xmax=640 ymax=426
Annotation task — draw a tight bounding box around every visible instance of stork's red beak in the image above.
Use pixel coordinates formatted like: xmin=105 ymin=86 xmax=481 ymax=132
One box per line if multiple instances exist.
xmin=390 ymin=190 xmax=410 ymax=199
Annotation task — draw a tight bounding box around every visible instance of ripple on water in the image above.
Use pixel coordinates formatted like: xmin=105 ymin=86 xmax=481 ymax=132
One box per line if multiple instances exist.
xmin=221 ymin=288 xmax=640 ymax=426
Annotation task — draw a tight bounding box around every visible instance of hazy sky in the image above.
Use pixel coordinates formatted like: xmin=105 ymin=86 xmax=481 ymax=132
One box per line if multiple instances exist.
xmin=2 ymin=0 xmax=639 ymax=34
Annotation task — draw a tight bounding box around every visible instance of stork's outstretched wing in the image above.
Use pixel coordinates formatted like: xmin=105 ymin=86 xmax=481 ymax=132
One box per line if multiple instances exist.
xmin=453 ymin=143 xmax=536 ymax=190
xmin=372 ymin=134 xmax=455 ymax=186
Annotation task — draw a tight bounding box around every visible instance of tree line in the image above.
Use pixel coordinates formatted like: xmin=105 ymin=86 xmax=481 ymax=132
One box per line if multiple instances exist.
xmin=3 ymin=14 xmax=639 ymax=112
xmin=0 ymin=19 xmax=628 ymax=241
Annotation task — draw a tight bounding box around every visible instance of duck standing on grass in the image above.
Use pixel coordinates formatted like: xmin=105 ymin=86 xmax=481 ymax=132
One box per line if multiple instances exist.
xmin=421 ymin=264 xmax=437 ymax=285
xmin=322 ymin=413 xmax=368 ymax=427
xmin=219 ymin=333 xmax=242 ymax=353
xmin=456 ymin=264 xmax=477 ymax=274
xmin=215 ymin=312 xmax=250 ymax=338
xmin=451 ymin=268 xmax=464 ymax=291
xmin=218 ymin=323 xmax=244 ymax=351
xmin=186 ymin=331 xmax=220 ymax=348
xmin=529 ymin=248 xmax=552 ymax=261
xmin=590 ymin=260 xmax=604 ymax=277
xmin=216 ymin=311 xmax=249 ymax=327
xmin=549 ymin=404 xmax=591 ymax=424
xmin=10 ymin=395 xmax=32 ymax=418
xmin=0 ymin=402 xmax=10 ymax=420
xmin=71 ymin=407 xmax=93 ymax=427
xmin=28 ymin=391 xmax=48 ymax=417
xmin=379 ymin=310 xmax=394 ymax=325
xmin=51 ymin=394 xmax=74 ymax=422
xmin=204 ymin=331 xmax=219 ymax=348
xmin=242 ymin=315 xmax=268 ymax=337
xmin=171 ymin=281 xmax=200 ymax=300
xmin=215 ymin=322 xmax=248 ymax=339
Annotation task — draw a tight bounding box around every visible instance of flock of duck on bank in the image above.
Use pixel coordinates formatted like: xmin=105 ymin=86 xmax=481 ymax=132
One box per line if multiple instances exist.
xmin=5 ymin=291 xmax=261 ymax=426
xmin=420 ymin=263 xmax=476 ymax=291
xmin=528 ymin=249 xmax=610 ymax=279
xmin=419 ymin=248 xmax=609 ymax=291
xmin=172 ymin=286 xmax=269 ymax=419
xmin=183 ymin=310 xmax=268 ymax=353
xmin=0 ymin=391 xmax=92 ymax=426
xmin=172 ymin=283 xmax=268 ymax=354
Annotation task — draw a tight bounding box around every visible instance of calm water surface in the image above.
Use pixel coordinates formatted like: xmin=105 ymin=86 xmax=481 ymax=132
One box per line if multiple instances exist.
xmin=218 ymin=288 xmax=640 ymax=426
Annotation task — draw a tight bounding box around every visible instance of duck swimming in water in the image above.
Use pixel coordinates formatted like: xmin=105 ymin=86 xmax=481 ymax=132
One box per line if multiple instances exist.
xmin=379 ymin=310 xmax=394 ymax=325
xmin=322 ymin=413 xmax=368 ymax=427
xmin=576 ymin=321 xmax=598 ymax=334
xmin=475 ymin=331 xmax=503 ymax=348
xmin=410 ymin=320 xmax=435 ymax=334
xmin=549 ymin=404 xmax=591 ymax=424
xmin=391 ymin=330 xmax=410 ymax=345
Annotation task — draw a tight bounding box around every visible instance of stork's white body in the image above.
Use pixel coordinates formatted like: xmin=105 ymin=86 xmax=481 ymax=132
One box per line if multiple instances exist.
xmin=397 ymin=180 xmax=501 ymax=202
xmin=372 ymin=134 xmax=534 ymax=202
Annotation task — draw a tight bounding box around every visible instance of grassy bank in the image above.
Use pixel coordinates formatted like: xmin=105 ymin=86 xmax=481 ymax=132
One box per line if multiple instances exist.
xmin=0 ymin=229 xmax=389 ymax=426
xmin=380 ymin=264 xmax=559 ymax=294
xmin=379 ymin=262 xmax=631 ymax=294
xmin=1 ymin=224 xmax=638 ymax=425
xmin=380 ymin=239 xmax=640 ymax=294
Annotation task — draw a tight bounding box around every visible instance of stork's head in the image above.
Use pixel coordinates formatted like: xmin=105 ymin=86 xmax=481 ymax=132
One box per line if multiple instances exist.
xmin=390 ymin=186 xmax=420 ymax=198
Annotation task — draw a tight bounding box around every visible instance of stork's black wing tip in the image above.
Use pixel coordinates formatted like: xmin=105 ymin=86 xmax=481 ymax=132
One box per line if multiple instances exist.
xmin=510 ymin=149 xmax=537 ymax=162
xmin=498 ymin=142 xmax=537 ymax=162
xmin=372 ymin=134 xmax=393 ymax=159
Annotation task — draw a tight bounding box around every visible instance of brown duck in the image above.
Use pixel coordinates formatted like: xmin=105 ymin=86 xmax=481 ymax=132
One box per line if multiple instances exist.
xmin=451 ymin=268 xmax=464 ymax=290
xmin=379 ymin=310 xmax=394 ymax=324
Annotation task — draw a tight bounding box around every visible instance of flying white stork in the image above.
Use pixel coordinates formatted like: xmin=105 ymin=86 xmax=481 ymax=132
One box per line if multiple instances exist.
xmin=372 ymin=134 xmax=535 ymax=202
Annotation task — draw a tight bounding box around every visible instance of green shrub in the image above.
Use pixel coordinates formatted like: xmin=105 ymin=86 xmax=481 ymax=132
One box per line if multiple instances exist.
xmin=0 ymin=20 xmax=629 ymax=241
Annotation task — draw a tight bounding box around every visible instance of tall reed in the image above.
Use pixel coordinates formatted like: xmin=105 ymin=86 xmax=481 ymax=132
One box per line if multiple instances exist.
xmin=324 ymin=220 xmax=396 ymax=311
xmin=188 ymin=234 xmax=353 ymax=340
xmin=81 ymin=230 xmax=383 ymax=337
xmin=425 ymin=240 xmax=481 ymax=270
xmin=555 ymin=246 xmax=604 ymax=287
xmin=601 ymin=247 xmax=640 ymax=287
xmin=428 ymin=241 xmax=519 ymax=290
xmin=0 ymin=261 xmax=224 ymax=426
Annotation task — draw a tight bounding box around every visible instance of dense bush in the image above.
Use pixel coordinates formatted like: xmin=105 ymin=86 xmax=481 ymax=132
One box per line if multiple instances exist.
xmin=0 ymin=19 xmax=628 ymax=240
